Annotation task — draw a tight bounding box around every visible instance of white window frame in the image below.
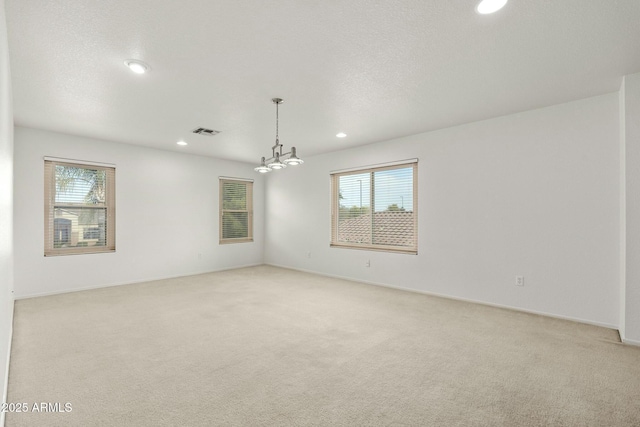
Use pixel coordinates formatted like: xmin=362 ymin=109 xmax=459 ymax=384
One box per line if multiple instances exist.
xmin=44 ymin=158 xmax=116 ymax=256
xmin=330 ymin=160 xmax=418 ymax=254
xmin=219 ymin=177 xmax=254 ymax=244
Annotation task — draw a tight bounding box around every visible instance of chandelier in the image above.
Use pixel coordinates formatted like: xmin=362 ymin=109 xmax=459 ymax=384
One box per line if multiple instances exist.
xmin=254 ymin=98 xmax=303 ymax=173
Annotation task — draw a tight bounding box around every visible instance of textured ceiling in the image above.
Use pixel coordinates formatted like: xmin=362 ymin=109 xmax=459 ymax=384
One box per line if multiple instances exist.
xmin=5 ymin=0 xmax=640 ymax=164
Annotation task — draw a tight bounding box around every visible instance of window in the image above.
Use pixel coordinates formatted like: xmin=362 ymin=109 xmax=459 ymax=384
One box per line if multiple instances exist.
xmin=44 ymin=158 xmax=116 ymax=256
xmin=331 ymin=160 xmax=417 ymax=254
xmin=219 ymin=178 xmax=253 ymax=244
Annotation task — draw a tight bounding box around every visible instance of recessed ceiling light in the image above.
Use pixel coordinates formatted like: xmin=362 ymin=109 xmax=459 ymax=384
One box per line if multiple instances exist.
xmin=124 ymin=59 xmax=150 ymax=74
xmin=336 ymin=132 xmax=347 ymax=138
xmin=176 ymin=141 xmax=187 ymax=146
xmin=476 ymin=0 xmax=508 ymax=14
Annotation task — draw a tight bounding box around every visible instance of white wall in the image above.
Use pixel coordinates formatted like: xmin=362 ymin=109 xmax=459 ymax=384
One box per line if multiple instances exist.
xmin=622 ymin=73 xmax=640 ymax=344
xmin=0 ymin=0 xmax=13 ymax=421
xmin=266 ymin=93 xmax=621 ymax=328
xmin=13 ymin=127 xmax=264 ymax=298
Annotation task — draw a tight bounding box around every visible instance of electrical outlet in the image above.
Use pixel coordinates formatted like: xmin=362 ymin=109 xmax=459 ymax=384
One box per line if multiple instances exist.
xmin=365 ymin=260 xmax=370 ymax=268
xmin=516 ymin=276 xmax=524 ymax=286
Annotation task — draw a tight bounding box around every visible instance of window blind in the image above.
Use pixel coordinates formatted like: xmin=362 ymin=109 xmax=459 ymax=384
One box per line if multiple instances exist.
xmin=219 ymin=179 xmax=253 ymax=243
xmin=44 ymin=159 xmax=116 ymax=256
xmin=331 ymin=162 xmax=417 ymax=254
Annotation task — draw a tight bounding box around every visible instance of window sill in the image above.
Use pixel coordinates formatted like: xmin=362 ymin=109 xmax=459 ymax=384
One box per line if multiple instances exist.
xmin=219 ymin=238 xmax=254 ymax=245
xmin=45 ymin=248 xmax=116 ymax=257
xmin=330 ymin=243 xmax=417 ymax=255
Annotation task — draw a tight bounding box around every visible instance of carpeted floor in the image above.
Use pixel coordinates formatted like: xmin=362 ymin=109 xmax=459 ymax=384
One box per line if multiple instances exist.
xmin=6 ymin=265 xmax=640 ymax=426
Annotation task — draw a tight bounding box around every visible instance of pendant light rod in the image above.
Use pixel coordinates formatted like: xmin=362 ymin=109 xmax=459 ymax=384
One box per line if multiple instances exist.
xmin=272 ymin=98 xmax=282 ymax=156
xmin=270 ymin=98 xmax=289 ymax=159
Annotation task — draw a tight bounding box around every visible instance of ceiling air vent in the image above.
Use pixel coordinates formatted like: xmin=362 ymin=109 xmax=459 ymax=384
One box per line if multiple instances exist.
xmin=192 ymin=127 xmax=220 ymax=136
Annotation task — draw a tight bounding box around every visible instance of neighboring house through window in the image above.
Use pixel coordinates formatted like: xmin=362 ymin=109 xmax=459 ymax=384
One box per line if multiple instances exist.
xmin=44 ymin=158 xmax=116 ymax=256
xmin=219 ymin=177 xmax=253 ymax=244
xmin=331 ymin=160 xmax=417 ymax=254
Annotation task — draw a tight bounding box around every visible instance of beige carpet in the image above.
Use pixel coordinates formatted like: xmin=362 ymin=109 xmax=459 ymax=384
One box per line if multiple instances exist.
xmin=6 ymin=265 xmax=640 ymax=426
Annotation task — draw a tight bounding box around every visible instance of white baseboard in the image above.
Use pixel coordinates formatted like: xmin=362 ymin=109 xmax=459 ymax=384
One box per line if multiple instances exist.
xmin=1 ymin=299 xmax=15 ymax=427
xmin=265 ymin=263 xmax=620 ymax=332
xmin=14 ymin=263 xmax=263 ymax=300
xmin=622 ymin=337 xmax=640 ymax=346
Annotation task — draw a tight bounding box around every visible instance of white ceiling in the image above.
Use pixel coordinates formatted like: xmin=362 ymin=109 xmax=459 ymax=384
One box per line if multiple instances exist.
xmin=5 ymin=0 xmax=640 ymax=164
